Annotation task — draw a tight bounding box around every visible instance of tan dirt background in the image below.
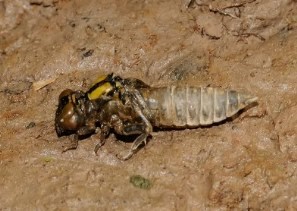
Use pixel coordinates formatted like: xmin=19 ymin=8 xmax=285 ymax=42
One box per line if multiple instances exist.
xmin=0 ymin=0 xmax=297 ymax=210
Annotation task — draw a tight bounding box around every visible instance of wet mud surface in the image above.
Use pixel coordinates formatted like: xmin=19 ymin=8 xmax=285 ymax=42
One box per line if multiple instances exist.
xmin=0 ymin=0 xmax=297 ymax=210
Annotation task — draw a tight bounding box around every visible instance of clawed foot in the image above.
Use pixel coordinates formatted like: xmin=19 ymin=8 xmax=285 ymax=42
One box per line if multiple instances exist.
xmin=116 ymin=134 xmax=147 ymax=161
xmin=116 ymin=150 xmax=134 ymax=161
xmin=62 ymin=138 xmax=78 ymax=152
xmin=94 ymin=139 xmax=106 ymax=155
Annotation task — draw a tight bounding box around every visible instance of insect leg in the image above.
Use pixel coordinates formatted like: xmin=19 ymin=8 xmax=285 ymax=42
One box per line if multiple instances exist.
xmin=68 ymin=122 xmax=111 ymax=155
xmin=62 ymin=134 xmax=79 ymax=152
xmin=94 ymin=123 xmax=110 ymax=155
xmin=77 ymin=125 xmax=96 ymax=136
xmin=62 ymin=123 xmax=96 ymax=152
xmin=118 ymin=92 xmax=153 ymax=160
xmin=118 ymin=123 xmax=150 ymax=160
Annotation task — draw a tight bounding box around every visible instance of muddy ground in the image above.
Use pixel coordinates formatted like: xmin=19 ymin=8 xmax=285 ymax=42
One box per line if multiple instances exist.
xmin=0 ymin=0 xmax=297 ymax=210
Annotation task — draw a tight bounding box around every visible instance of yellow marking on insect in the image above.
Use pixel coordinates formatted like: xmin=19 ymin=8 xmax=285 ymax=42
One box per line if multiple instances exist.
xmin=87 ymin=75 xmax=113 ymax=100
xmin=88 ymin=83 xmax=113 ymax=100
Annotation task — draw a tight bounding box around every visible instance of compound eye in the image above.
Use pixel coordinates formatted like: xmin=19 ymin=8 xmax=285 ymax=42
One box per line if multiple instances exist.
xmin=59 ymin=89 xmax=74 ymax=101
xmin=58 ymin=103 xmax=81 ymax=131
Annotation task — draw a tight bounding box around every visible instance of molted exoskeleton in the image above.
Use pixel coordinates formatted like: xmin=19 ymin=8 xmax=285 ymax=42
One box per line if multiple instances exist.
xmin=55 ymin=73 xmax=257 ymax=160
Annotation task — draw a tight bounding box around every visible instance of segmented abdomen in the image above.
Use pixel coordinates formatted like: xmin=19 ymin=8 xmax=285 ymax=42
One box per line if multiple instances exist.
xmin=142 ymin=86 xmax=257 ymax=127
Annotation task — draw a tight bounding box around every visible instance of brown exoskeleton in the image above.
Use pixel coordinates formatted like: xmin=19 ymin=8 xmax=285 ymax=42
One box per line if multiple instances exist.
xmin=55 ymin=73 xmax=257 ymax=160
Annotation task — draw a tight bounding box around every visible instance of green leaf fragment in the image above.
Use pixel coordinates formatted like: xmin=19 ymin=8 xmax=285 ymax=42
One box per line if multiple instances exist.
xmin=130 ymin=175 xmax=152 ymax=189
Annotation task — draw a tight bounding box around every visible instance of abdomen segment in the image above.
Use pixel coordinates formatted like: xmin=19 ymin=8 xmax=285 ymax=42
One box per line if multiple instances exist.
xmin=142 ymin=86 xmax=257 ymax=127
